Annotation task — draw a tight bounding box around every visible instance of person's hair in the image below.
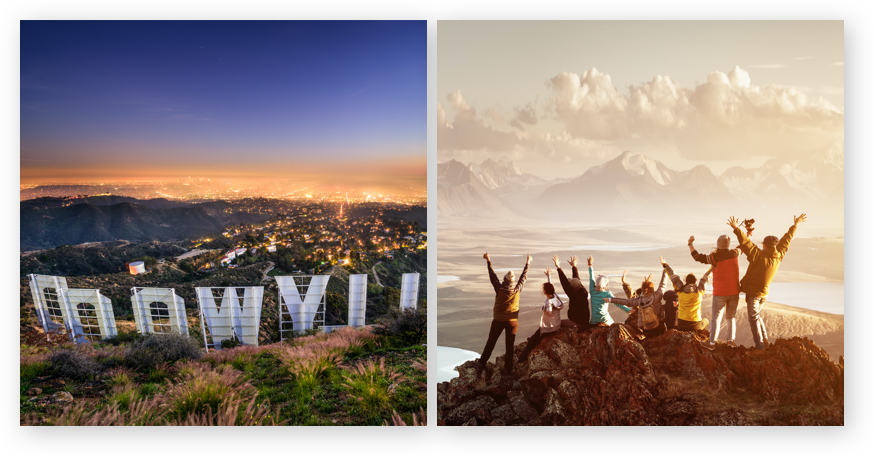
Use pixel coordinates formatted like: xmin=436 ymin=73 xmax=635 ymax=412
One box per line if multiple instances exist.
xmin=635 ymin=288 xmax=642 ymax=297
xmin=685 ymin=273 xmax=696 ymax=285
xmin=641 ymin=279 xmax=654 ymax=294
xmin=542 ymin=282 xmax=555 ymax=296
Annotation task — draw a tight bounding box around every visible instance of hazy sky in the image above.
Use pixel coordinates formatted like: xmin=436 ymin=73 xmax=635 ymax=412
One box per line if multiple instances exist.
xmin=21 ymin=21 xmax=426 ymax=185
xmin=438 ymin=21 xmax=844 ymax=179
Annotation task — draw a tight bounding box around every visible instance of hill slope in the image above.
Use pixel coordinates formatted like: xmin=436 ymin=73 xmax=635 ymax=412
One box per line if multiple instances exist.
xmin=21 ymin=200 xmax=268 ymax=251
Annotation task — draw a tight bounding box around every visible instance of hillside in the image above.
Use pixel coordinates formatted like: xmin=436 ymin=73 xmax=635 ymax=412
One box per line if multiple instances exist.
xmin=20 ymin=200 xmax=269 ymax=251
xmin=20 ymin=241 xmax=187 ymax=277
xmin=438 ymin=325 xmax=842 ymax=426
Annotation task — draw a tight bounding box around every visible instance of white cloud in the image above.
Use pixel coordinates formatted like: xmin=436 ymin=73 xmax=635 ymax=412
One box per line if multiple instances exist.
xmin=546 ymin=66 xmax=843 ymax=159
xmin=831 ymin=61 xmax=844 ymax=66
xmin=749 ymin=63 xmax=787 ymax=69
xmin=437 ymin=91 xmax=520 ymax=152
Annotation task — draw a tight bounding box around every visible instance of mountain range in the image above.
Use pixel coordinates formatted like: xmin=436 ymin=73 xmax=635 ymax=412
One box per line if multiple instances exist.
xmin=438 ymin=139 xmax=844 ymax=221
xmin=20 ymin=198 xmax=269 ymax=251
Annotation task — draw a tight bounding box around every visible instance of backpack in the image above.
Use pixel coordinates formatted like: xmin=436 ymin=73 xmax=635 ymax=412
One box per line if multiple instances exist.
xmin=638 ymin=295 xmax=660 ymax=330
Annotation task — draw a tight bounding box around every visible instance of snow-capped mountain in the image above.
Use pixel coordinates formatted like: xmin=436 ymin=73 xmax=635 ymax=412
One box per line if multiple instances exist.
xmin=719 ymin=139 xmax=844 ymax=212
xmin=437 ymin=159 xmax=513 ymax=217
xmin=532 ymin=151 xmax=741 ymax=218
xmin=469 ymin=158 xmax=548 ymax=193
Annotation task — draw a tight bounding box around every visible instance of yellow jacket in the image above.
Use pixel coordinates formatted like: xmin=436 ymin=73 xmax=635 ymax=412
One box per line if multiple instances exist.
xmin=664 ymin=263 xmax=712 ymax=322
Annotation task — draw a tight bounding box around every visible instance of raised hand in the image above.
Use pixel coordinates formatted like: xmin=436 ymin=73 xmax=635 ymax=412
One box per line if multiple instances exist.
xmin=794 ymin=213 xmax=807 ymax=226
xmin=568 ymin=255 xmax=579 ymax=267
xmin=544 ymin=267 xmax=552 ymax=277
xmin=587 ymin=255 xmax=594 ymax=267
xmin=645 ymin=273 xmax=652 ymax=283
xmin=727 ymin=216 xmax=740 ymax=229
xmin=659 ymin=255 xmax=667 ymax=265
xmin=688 ymin=236 xmax=695 ymax=246
xmin=621 ymin=270 xmax=627 ymax=283
xmin=526 ymin=254 xmax=532 ymax=265
xmin=483 ymin=252 xmax=491 ymax=262
xmin=553 ymin=254 xmax=561 ymax=268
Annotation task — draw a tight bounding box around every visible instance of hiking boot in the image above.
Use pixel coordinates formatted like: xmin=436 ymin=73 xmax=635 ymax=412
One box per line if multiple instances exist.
xmin=726 ymin=340 xmax=738 ymax=348
xmin=699 ymin=340 xmax=716 ymax=351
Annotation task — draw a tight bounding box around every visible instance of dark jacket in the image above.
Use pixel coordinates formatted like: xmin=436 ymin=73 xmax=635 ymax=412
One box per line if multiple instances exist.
xmin=733 ymin=224 xmax=796 ymax=297
xmin=556 ymin=266 xmax=590 ymax=326
xmin=487 ymin=260 xmax=529 ymax=321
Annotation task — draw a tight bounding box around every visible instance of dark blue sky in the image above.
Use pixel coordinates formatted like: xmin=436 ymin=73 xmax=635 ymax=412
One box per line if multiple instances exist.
xmin=20 ymin=20 xmax=426 ymax=182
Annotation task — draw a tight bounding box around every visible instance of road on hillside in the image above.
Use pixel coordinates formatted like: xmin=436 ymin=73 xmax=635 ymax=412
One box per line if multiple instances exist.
xmin=175 ymin=249 xmax=217 ymax=261
xmin=372 ymin=261 xmax=384 ymax=287
xmin=261 ymin=261 xmax=275 ymax=283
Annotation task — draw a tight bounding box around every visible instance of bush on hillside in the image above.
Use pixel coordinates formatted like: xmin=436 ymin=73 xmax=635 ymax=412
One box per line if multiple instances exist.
xmin=125 ymin=333 xmax=202 ymax=370
xmin=49 ymin=350 xmax=103 ymax=380
xmin=372 ymin=307 xmax=427 ymax=347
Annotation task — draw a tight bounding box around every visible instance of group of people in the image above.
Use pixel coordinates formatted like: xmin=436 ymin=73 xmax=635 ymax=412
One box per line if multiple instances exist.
xmin=473 ymin=214 xmax=807 ymax=376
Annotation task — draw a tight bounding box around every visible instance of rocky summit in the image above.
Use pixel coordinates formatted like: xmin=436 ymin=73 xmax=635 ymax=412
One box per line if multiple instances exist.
xmin=437 ymin=325 xmax=843 ymax=426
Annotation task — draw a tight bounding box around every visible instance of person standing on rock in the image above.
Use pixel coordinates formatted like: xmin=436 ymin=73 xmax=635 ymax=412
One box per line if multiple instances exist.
xmin=606 ymin=262 xmax=670 ymax=338
xmin=661 ymin=256 xmax=713 ymax=332
xmin=516 ymin=267 xmax=564 ymax=364
xmin=689 ymin=235 xmax=742 ymax=350
xmin=588 ymin=255 xmax=631 ymax=328
xmin=475 ymin=252 xmax=531 ymax=375
xmin=551 ymin=254 xmax=590 ymax=332
xmin=729 ymin=214 xmax=806 ymax=350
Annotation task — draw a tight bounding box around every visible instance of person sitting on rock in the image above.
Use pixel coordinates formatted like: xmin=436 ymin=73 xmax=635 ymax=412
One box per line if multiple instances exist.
xmin=620 ymin=270 xmax=645 ymax=331
xmin=551 ymin=254 xmax=590 ymax=332
xmin=729 ymin=213 xmax=806 ymax=351
xmin=516 ymin=267 xmax=565 ymax=364
xmin=607 ymin=263 xmax=670 ymax=338
xmin=586 ymin=255 xmax=631 ymax=329
xmin=475 ymin=252 xmax=531 ymax=376
xmin=660 ymin=256 xmax=712 ymax=332
xmin=689 ymin=234 xmax=742 ymax=350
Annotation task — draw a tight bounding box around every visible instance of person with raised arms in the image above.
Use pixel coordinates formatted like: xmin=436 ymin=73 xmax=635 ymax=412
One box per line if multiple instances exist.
xmin=516 ymin=267 xmax=565 ymax=364
xmin=729 ymin=214 xmax=807 ymax=351
xmin=474 ymin=252 xmax=531 ymax=376
xmin=606 ymin=260 xmax=670 ymax=338
xmin=660 ymin=256 xmax=713 ymax=332
xmin=551 ymin=254 xmax=590 ymax=332
xmin=688 ymin=234 xmax=742 ymax=350
xmin=587 ymin=255 xmax=631 ymax=328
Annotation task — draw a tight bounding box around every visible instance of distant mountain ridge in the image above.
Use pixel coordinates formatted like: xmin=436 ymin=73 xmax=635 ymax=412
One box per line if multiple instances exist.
xmin=719 ymin=138 xmax=844 ymax=214
xmin=531 ymin=151 xmax=740 ymax=218
xmin=437 ymin=159 xmax=514 ymax=217
xmin=20 ymin=197 xmax=268 ymax=251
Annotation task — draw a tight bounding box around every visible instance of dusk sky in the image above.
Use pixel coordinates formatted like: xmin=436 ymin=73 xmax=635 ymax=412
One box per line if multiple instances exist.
xmin=20 ymin=21 xmax=426 ymax=185
xmin=438 ymin=21 xmax=843 ymax=179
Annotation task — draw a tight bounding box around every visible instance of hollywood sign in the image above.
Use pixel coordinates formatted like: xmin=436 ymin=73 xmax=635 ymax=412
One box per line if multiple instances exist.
xmin=27 ymin=271 xmax=421 ymax=350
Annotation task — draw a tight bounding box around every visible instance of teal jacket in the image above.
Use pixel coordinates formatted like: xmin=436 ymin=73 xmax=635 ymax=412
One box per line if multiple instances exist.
xmin=589 ymin=266 xmax=630 ymax=324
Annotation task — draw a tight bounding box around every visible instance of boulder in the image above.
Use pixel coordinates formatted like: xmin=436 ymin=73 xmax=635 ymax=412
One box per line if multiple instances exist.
xmin=507 ymin=390 xmax=539 ymax=422
xmin=489 ymin=404 xmax=519 ymax=424
xmin=51 ymin=391 xmax=74 ymax=403
xmin=445 ymin=394 xmax=496 ymax=425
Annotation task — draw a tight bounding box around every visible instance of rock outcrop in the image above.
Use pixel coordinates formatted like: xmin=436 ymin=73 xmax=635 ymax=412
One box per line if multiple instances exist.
xmin=437 ymin=325 xmax=843 ymax=426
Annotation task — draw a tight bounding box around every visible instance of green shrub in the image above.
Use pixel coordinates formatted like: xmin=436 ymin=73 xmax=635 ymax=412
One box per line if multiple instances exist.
xmin=49 ymin=350 xmax=103 ymax=380
xmin=125 ymin=333 xmax=202 ymax=370
xmin=103 ymin=332 xmax=142 ymax=346
xmin=372 ymin=307 xmax=427 ymax=346
xmin=220 ymin=338 xmax=242 ymax=349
